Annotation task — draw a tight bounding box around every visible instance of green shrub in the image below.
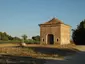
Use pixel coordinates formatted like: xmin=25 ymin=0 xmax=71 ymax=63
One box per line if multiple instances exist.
xmin=24 ymin=39 xmax=40 ymax=44
xmin=0 ymin=40 xmax=21 ymax=44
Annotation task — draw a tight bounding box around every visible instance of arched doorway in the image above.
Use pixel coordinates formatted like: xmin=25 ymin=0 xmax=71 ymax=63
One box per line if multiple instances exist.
xmin=48 ymin=34 xmax=54 ymax=44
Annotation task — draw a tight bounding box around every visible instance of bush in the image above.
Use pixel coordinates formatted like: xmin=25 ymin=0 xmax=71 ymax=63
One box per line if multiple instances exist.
xmin=0 ymin=40 xmax=21 ymax=44
xmin=24 ymin=39 xmax=40 ymax=44
xmin=72 ymin=19 xmax=85 ymax=45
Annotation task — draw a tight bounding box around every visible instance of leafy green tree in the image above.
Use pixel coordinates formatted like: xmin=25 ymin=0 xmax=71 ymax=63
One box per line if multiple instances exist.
xmin=72 ymin=19 xmax=85 ymax=45
xmin=3 ymin=32 xmax=7 ymax=36
xmin=13 ymin=37 xmax=21 ymax=40
xmin=0 ymin=32 xmax=2 ymax=40
xmin=8 ymin=35 xmax=13 ymax=40
xmin=2 ymin=36 xmax=8 ymax=41
xmin=0 ymin=32 xmax=21 ymax=42
xmin=21 ymin=34 xmax=28 ymax=41
xmin=1 ymin=32 xmax=8 ymax=41
xmin=32 ymin=35 xmax=40 ymax=41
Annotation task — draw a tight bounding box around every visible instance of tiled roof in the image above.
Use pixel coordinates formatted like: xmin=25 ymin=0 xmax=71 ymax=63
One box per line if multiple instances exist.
xmin=43 ymin=18 xmax=64 ymax=24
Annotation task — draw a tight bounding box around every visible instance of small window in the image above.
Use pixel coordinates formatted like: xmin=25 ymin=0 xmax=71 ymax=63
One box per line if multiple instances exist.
xmin=57 ymin=39 xmax=58 ymax=42
xmin=42 ymin=38 xmax=44 ymax=42
xmin=43 ymin=39 xmax=44 ymax=41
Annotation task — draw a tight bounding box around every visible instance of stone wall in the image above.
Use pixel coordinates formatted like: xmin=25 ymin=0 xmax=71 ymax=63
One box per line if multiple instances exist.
xmin=60 ymin=24 xmax=71 ymax=45
xmin=40 ymin=24 xmax=61 ymax=45
xmin=39 ymin=18 xmax=71 ymax=45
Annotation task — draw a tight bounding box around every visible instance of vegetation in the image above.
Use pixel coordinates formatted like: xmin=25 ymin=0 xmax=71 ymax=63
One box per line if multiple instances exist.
xmin=0 ymin=47 xmax=78 ymax=59
xmin=0 ymin=32 xmax=21 ymax=43
xmin=72 ymin=19 xmax=85 ymax=45
xmin=0 ymin=32 xmax=40 ymax=44
xmin=32 ymin=35 xmax=40 ymax=41
xmin=21 ymin=34 xmax=28 ymax=41
xmin=25 ymin=39 xmax=40 ymax=44
xmin=31 ymin=35 xmax=40 ymax=44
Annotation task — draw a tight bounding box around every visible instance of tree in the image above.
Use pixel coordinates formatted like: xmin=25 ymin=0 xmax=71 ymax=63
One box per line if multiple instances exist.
xmin=21 ymin=34 xmax=28 ymax=41
xmin=13 ymin=37 xmax=21 ymax=41
xmin=0 ymin=32 xmax=2 ymax=40
xmin=1 ymin=32 xmax=9 ymax=41
xmin=8 ymin=35 xmax=13 ymax=40
xmin=32 ymin=35 xmax=40 ymax=41
xmin=72 ymin=19 xmax=85 ymax=45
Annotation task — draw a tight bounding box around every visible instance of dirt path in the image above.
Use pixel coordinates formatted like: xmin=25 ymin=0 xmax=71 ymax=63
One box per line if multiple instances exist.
xmin=0 ymin=44 xmax=85 ymax=64
xmin=0 ymin=54 xmax=46 ymax=64
xmin=0 ymin=51 xmax=85 ymax=64
xmin=44 ymin=51 xmax=85 ymax=64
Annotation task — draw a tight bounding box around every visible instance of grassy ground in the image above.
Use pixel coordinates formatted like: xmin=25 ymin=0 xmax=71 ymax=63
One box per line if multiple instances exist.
xmin=0 ymin=54 xmax=45 ymax=64
xmin=0 ymin=43 xmax=19 ymax=47
xmin=0 ymin=43 xmax=81 ymax=64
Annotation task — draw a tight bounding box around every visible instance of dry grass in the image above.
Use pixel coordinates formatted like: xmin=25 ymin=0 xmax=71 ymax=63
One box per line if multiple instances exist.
xmin=0 ymin=47 xmax=60 ymax=59
xmin=0 ymin=47 xmax=35 ymax=56
xmin=0 ymin=43 xmax=81 ymax=64
xmin=0 ymin=43 xmax=80 ymax=59
xmin=0 ymin=43 xmax=19 ymax=47
xmin=0 ymin=43 xmax=84 ymax=64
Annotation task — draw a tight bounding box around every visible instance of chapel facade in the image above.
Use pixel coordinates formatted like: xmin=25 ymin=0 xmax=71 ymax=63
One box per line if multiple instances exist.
xmin=39 ymin=18 xmax=71 ymax=45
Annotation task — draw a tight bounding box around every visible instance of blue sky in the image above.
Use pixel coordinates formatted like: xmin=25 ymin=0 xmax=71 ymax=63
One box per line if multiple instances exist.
xmin=0 ymin=0 xmax=85 ymax=38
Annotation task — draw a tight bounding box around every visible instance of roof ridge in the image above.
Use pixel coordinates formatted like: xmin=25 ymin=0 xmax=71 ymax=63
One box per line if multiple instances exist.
xmin=43 ymin=18 xmax=64 ymax=24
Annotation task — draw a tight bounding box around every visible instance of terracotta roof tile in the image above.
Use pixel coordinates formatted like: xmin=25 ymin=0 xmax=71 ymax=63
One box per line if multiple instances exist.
xmin=43 ymin=18 xmax=64 ymax=24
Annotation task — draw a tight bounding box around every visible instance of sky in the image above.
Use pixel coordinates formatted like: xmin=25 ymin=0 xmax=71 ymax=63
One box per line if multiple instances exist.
xmin=0 ymin=0 xmax=85 ymax=38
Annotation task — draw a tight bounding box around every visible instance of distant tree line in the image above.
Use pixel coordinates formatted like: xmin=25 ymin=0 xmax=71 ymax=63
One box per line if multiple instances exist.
xmin=22 ymin=35 xmax=40 ymax=44
xmin=32 ymin=35 xmax=40 ymax=41
xmin=0 ymin=32 xmax=40 ymax=44
xmin=0 ymin=32 xmax=21 ymax=41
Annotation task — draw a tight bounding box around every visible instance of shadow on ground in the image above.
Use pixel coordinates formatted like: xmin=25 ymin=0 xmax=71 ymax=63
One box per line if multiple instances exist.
xmin=0 ymin=54 xmax=46 ymax=64
xmin=27 ymin=46 xmax=79 ymax=56
xmin=0 ymin=46 xmax=84 ymax=64
xmin=0 ymin=51 xmax=85 ymax=64
xmin=44 ymin=51 xmax=85 ymax=64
